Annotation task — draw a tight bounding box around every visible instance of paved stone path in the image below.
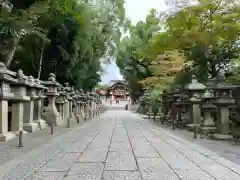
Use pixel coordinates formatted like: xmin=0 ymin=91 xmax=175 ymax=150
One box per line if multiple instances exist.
xmin=1 ymin=109 xmax=240 ymax=180
xmin=0 ymin=121 xmax=85 ymax=166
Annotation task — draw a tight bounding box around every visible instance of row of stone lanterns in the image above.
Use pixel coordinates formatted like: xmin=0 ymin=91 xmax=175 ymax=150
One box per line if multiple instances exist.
xmin=159 ymin=73 xmax=237 ymax=139
xmin=138 ymin=72 xmax=239 ymax=140
xmin=0 ymin=62 xmax=103 ymax=142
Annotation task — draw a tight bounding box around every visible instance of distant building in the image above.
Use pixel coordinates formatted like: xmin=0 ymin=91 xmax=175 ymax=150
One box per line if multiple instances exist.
xmin=106 ymin=80 xmax=129 ymax=100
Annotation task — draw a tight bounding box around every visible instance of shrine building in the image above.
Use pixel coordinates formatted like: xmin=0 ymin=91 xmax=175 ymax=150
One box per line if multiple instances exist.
xmin=106 ymin=80 xmax=129 ymax=101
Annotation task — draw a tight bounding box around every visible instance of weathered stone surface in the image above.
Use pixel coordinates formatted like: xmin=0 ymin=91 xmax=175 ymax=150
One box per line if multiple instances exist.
xmin=38 ymin=152 xmax=80 ymax=172
xmin=78 ymin=149 xmax=108 ymax=163
xmin=175 ymin=170 xmax=215 ymax=180
xmin=111 ymin=135 xmax=129 ymax=142
xmin=141 ymin=172 xmax=179 ymax=180
xmin=109 ymin=141 xmax=131 ymax=151
xmin=68 ymin=162 xmax=104 ymax=175
xmin=200 ymin=164 xmax=240 ymax=180
xmin=137 ymin=158 xmax=173 ymax=173
xmin=131 ymin=141 xmax=159 ymax=158
xmin=2 ymin=109 xmax=240 ymax=180
xmin=25 ymin=171 xmax=66 ymax=180
xmin=63 ymin=174 xmax=101 ymax=180
xmin=64 ymin=142 xmax=88 ymax=153
xmin=105 ymin=150 xmax=137 ymax=170
xmin=0 ymin=141 xmax=72 ymax=180
xmin=162 ymin=152 xmax=199 ymax=171
xmin=102 ymin=171 xmax=141 ymax=180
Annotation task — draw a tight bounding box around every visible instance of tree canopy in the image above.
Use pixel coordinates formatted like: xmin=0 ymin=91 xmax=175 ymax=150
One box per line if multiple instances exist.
xmin=0 ymin=0 xmax=125 ymax=91
xmin=2 ymin=0 xmax=240 ymax=95
xmin=115 ymin=0 xmax=240 ymax=99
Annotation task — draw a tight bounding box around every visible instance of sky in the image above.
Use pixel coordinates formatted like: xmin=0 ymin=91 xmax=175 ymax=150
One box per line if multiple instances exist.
xmin=100 ymin=0 xmax=167 ymax=84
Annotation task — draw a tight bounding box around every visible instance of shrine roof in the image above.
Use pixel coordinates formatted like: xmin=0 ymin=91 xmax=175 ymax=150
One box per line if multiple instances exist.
xmin=107 ymin=80 xmax=128 ymax=90
xmin=109 ymin=80 xmax=126 ymax=85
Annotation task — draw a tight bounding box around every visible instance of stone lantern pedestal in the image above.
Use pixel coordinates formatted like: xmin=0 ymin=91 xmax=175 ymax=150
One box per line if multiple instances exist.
xmin=210 ymin=73 xmax=236 ymax=140
xmin=75 ymin=95 xmax=84 ymax=122
xmin=212 ymin=97 xmax=235 ymax=140
xmin=184 ymin=75 xmax=206 ymax=130
xmin=42 ymin=73 xmax=63 ymax=126
xmin=56 ymin=92 xmax=68 ymax=121
xmin=21 ymin=76 xmax=39 ymax=132
xmin=34 ymin=80 xmax=47 ymax=129
xmin=186 ymin=97 xmax=202 ymax=130
xmin=0 ymin=63 xmax=17 ymax=141
xmin=200 ymin=103 xmax=217 ymax=134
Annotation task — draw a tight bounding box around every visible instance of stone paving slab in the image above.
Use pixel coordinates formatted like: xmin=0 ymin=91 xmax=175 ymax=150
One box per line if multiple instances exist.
xmin=0 ymin=121 xmax=83 ymax=166
xmin=131 ymin=141 xmax=159 ymax=158
xmin=38 ymin=152 xmax=81 ymax=172
xmin=105 ymin=150 xmax=137 ymax=170
xmin=63 ymin=174 xmax=101 ymax=180
xmin=151 ymin=119 xmax=240 ymax=165
xmin=123 ymin=111 xmax=240 ymax=180
xmin=2 ymin=109 xmax=240 ymax=180
xmin=78 ymin=149 xmax=108 ymax=163
xmin=102 ymin=171 xmax=141 ymax=180
xmin=109 ymin=141 xmax=131 ymax=151
xmin=24 ymin=171 xmax=66 ymax=180
xmin=68 ymin=162 xmax=104 ymax=175
xmin=0 ymin=113 xmax=109 ymax=180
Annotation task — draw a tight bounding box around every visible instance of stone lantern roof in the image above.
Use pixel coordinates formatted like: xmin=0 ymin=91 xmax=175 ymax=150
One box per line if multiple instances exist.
xmin=211 ymin=73 xmax=236 ymax=90
xmin=42 ymin=73 xmax=61 ymax=87
xmin=185 ymin=75 xmax=206 ymax=91
xmin=0 ymin=62 xmax=18 ymax=83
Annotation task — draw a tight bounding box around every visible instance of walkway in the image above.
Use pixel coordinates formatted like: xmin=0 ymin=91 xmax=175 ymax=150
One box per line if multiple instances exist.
xmin=1 ymin=109 xmax=240 ymax=180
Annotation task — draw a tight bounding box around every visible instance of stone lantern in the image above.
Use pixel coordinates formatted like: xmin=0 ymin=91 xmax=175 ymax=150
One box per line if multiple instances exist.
xmin=56 ymin=86 xmax=68 ymax=121
xmin=151 ymin=96 xmax=163 ymax=122
xmin=64 ymin=83 xmax=74 ymax=122
xmin=167 ymin=87 xmax=180 ymax=124
xmin=200 ymin=89 xmax=217 ymax=134
xmin=72 ymin=91 xmax=79 ymax=121
xmin=172 ymin=89 xmax=189 ymax=127
xmin=7 ymin=70 xmax=31 ymax=136
xmin=41 ymin=73 xmax=63 ymax=126
xmin=34 ymin=79 xmax=47 ymax=129
xmin=19 ymin=75 xmax=39 ymax=132
xmin=185 ymin=75 xmax=206 ymax=129
xmin=77 ymin=93 xmax=84 ymax=120
xmin=211 ymin=73 xmax=236 ymax=139
xmin=75 ymin=91 xmax=85 ymax=121
xmin=0 ymin=63 xmax=21 ymax=141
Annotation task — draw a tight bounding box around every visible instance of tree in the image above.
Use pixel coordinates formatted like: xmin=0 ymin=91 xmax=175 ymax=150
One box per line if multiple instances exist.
xmin=1 ymin=0 xmax=126 ymax=91
xmin=116 ymin=9 xmax=161 ymax=100
xmin=156 ymin=0 xmax=240 ymax=82
xmin=115 ymin=0 xmax=240 ymax=98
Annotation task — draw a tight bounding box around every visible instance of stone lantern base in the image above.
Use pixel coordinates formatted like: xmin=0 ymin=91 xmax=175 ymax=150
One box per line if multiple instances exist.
xmin=75 ymin=114 xmax=84 ymax=123
xmin=199 ymin=126 xmax=217 ymax=134
xmin=0 ymin=132 xmax=16 ymax=142
xmin=42 ymin=107 xmax=64 ymax=126
xmin=186 ymin=124 xmax=201 ymax=131
xmin=23 ymin=122 xmax=39 ymax=132
xmin=35 ymin=119 xmax=48 ymax=129
xmin=211 ymin=134 xmax=233 ymax=140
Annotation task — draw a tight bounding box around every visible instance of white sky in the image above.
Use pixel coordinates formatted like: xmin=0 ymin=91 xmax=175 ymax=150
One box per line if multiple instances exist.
xmin=124 ymin=0 xmax=166 ymax=24
xmin=101 ymin=0 xmax=167 ymax=84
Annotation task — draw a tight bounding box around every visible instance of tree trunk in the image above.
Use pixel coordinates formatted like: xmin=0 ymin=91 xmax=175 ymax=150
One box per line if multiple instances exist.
xmin=0 ymin=35 xmax=19 ymax=67
xmin=37 ymin=40 xmax=45 ymax=79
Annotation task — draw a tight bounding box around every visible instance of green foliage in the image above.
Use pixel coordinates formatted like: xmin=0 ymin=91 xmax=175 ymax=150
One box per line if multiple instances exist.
xmin=95 ymin=84 xmax=109 ymax=90
xmin=116 ymin=9 xmax=161 ymax=100
xmin=1 ymin=0 xmax=125 ymax=91
xmin=115 ymin=0 xmax=240 ymax=98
